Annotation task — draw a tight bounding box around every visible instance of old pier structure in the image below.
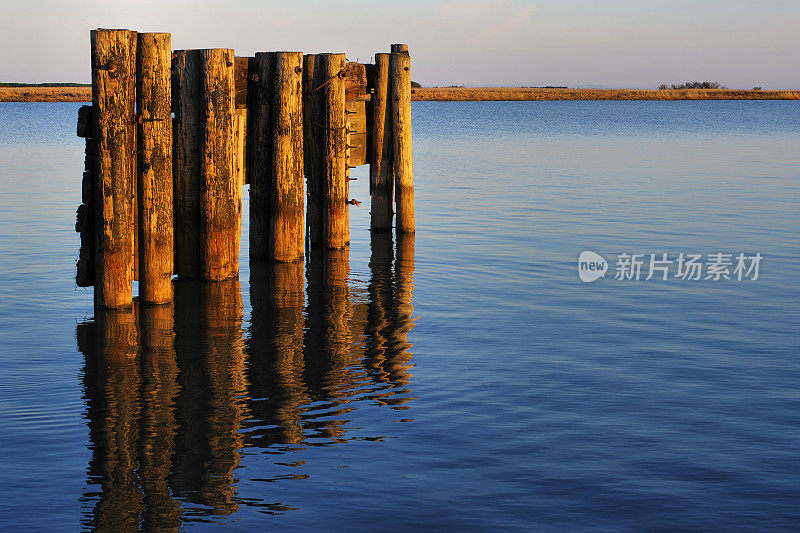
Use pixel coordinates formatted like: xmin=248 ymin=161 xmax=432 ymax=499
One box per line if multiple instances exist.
xmin=76 ymin=29 xmax=415 ymax=309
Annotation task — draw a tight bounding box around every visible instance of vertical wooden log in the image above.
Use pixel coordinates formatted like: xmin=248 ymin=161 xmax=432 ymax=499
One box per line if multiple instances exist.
xmin=303 ymin=54 xmax=324 ymax=247
xmin=390 ymin=44 xmax=415 ymax=234
xmin=251 ymin=51 xmax=304 ymax=262
xmin=321 ymin=53 xmax=348 ymax=249
xmin=370 ymin=53 xmax=393 ymax=231
xmin=77 ymin=105 xmax=96 ymax=287
xmin=136 ymin=32 xmax=173 ymax=304
xmin=172 ymin=50 xmax=202 ymax=279
xmin=91 ymin=29 xmax=137 ymax=309
xmin=201 ymin=49 xmax=240 ymax=280
xmin=174 ymin=50 xmax=240 ymax=280
xmin=249 ymin=53 xmax=274 ymax=260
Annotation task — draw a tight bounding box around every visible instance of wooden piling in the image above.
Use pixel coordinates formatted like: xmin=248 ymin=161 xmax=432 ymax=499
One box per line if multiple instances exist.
xmin=76 ymin=105 xmax=96 ymax=288
xmin=321 ymin=53 xmax=349 ymax=248
xmin=370 ymin=53 xmax=393 ymax=231
xmin=251 ymin=51 xmax=304 ymax=262
xmin=302 ymin=54 xmax=321 ymax=247
xmin=390 ymin=44 xmax=415 ymax=234
xmin=173 ymin=49 xmax=240 ymax=281
xmin=172 ymin=50 xmax=202 ymax=279
xmin=201 ymin=49 xmax=240 ymax=280
xmin=304 ymin=53 xmax=348 ymax=248
xmin=91 ymin=29 xmax=137 ymax=308
xmin=136 ymin=32 xmax=173 ymax=304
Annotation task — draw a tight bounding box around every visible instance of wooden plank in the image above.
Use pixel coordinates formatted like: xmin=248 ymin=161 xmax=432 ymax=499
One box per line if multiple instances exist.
xmin=345 ymin=99 xmax=367 ymax=167
xmin=234 ymin=56 xmax=253 ymax=109
xmin=343 ymin=62 xmax=367 ymax=102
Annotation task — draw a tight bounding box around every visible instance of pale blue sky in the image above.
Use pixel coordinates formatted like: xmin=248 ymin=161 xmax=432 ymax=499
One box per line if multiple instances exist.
xmin=1 ymin=0 xmax=798 ymax=88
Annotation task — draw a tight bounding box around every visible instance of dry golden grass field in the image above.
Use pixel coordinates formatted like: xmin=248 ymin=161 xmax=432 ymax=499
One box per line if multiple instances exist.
xmin=1 ymin=85 xmax=797 ymax=102
xmin=0 ymin=86 xmax=92 ymax=102
xmin=411 ymin=87 xmax=799 ymax=101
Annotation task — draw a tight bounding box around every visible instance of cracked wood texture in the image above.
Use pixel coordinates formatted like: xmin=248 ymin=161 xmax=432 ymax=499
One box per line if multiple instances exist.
xmin=321 ymin=53 xmax=348 ymax=249
xmin=173 ymin=49 xmax=240 ymax=281
xmin=172 ymin=49 xmax=202 ymax=279
xmin=200 ymin=48 xmax=240 ymax=280
xmin=390 ymin=44 xmax=415 ymax=234
xmin=303 ymin=54 xmax=323 ymax=247
xmin=250 ymin=51 xmax=304 ymax=262
xmin=91 ymin=29 xmax=137 ymax=308
xmin=370 ymin=53 xmax=393 ymax=231
xmin=137 ymin=32 xmax=173 ymax=303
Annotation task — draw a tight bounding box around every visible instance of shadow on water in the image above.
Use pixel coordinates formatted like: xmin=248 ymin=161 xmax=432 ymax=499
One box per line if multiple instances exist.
xmin=77 ymin=234 xmax=417 ymax=528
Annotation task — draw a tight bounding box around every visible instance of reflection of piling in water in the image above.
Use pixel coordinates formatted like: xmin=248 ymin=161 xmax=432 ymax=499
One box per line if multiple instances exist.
xmin=172 ymin=279 xmax=247 ymax=515
xmin=80 ymin=306 xmax=183 ymax=532
xmin=304 ymin=248 xmax=353 ymax=441
xmin=386 ymin=233 xmax=416 ymax=393
xmin=363 ymin=233 xmax=416 ymax=408
xmin=364 ymin=232 xmax=394 ymax=378
xmin=138 ymin=304 xmax=182 ymax=530
xmin=79 ymin=309 xmax=144 ymax=532
xmin=248 ymin=262 xmax=307 ymax=446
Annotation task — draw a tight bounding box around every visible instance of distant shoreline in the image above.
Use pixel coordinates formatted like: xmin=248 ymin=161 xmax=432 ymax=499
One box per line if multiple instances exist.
xmin=412 ymin=87 xmax=800 ymax=101
xmin=1 ymin=85 xmax=798 ymax=102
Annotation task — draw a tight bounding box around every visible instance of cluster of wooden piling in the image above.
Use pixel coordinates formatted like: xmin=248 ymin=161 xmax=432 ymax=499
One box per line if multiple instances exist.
xmin=77 ymin=233 xmax=416 ymax=526
xmin=76 ymin=28 xmax=415 ymax=309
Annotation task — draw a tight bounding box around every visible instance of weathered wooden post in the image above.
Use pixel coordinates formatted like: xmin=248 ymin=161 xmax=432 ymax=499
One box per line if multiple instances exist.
xmin=136 ymin=32 xmax=173 ymax=304
xmin=390 ymin=44 xmax=414 ymax=234
xmin=172 ymin=50 xmax=201 ymax=279
xmin=76 ymin=105 xmax=96 ymax=288
xmin=323 ymin=53 xmax=349 ymax=248
xmin=250 ymin=51 xmax=304 ymax=263
xmin=304 ymin=53 xmax=348 ymax=249
xmin=201 ymin=49 xmax=240 ymax=280
xmin=370 ymin=53 xmax=393 ymax=231
xmin=173 ymin=49 xmax=240 ymax=281
xmin=91 ymin=29 xmax=137 ymax=309
xmin=302 ymin=54 xmax=322 ymax=247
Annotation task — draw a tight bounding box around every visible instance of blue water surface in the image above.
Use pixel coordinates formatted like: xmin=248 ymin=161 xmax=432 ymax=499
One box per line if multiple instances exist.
xmin=0 ymin=100 xmax=798 ymax=531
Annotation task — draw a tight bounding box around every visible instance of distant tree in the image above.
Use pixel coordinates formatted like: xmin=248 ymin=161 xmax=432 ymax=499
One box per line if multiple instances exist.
xmin=659 ymin=81 xmax=727 ymax=90
xmin=752 ymin=86 xmax=762 ymax=91
xmin=411 ymin=81 xmax=422 ymax=88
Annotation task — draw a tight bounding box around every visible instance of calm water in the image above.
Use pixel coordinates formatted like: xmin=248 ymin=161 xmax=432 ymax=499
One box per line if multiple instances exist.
xmin=0 ymin=100 xmax=798 ymax=531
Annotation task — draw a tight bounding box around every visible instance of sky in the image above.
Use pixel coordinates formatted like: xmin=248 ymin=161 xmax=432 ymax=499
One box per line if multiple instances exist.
xmin=1 ymin=0 xmax=798 ymax=89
